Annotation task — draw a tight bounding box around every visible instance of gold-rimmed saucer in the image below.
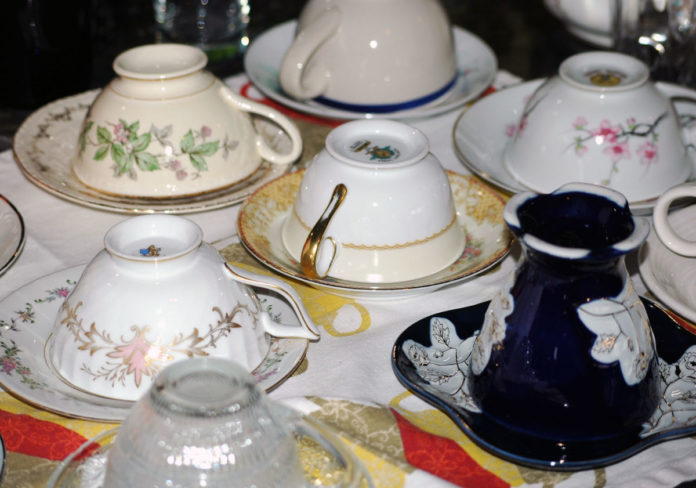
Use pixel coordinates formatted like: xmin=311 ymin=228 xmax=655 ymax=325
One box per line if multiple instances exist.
xmin=12 ymin=90 xmax=295 ymax=214
xmin=237 ymin=170 xmax=512 ymax=300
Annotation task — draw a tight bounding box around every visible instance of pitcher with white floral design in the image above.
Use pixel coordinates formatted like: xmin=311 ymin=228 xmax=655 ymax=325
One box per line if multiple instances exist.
xmin=469 ymin=183 xmax=659 ymax=446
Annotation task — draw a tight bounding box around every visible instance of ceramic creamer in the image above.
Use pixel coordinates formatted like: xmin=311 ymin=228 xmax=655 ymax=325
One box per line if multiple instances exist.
xmin=469 ymin=183 xmax=659 ymax=443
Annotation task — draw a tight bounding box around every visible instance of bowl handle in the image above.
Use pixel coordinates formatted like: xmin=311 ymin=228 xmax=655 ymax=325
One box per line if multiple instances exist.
xmin=224 ymin=262 xmax=320 ymax=340
xmin=279 ymin=8 xmax=341 ymax=100
xmin=301 ymin=183 xmax=347 ymax=279
xmin=219 ymin=84 xmax=303 ymax=165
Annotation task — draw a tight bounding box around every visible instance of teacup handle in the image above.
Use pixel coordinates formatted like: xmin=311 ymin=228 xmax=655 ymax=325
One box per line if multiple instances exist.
xmin=219 ymin=84 xmax=303 ymax=165
xmin=653 ymin=182 xmax=696 ymax=256
xmin=279 ymin=9 xmax=341 ymax=100
xmin=301 ymin=183 xmax=347 ymax=279
xmin=224 ymin=263 xmax=320 ymax=340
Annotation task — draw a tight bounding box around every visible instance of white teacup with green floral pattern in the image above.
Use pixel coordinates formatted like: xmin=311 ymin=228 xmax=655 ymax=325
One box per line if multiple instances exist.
xmin=73 ymin=43 xmax=302 ymax=198
xmin=503 ymin=51 xmax=693 ymax=203
xmin=46 ymin=214 xmax=319 ymax=402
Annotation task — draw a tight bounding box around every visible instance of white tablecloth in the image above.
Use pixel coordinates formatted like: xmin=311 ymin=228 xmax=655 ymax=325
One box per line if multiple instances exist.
xmin=1 ymin=73 xmax=695 ymax=488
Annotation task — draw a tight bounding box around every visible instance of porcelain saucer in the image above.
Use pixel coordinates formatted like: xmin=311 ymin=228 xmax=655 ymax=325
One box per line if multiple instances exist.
xmin=0 ymin=265 xmax=309 ymax=422
xmin=244 ymin=20 xmax=497 ymax=120
xmin=0 ymin=195 xmax=25 ymax=276
xmin=452 ymin=79 xmax=696 ymax=215
xmin=12 ymin=90 xmax=294 ymax=214
xmin=640 ymin=206 xmax=696 ymax=324
xmin=237 ymin=170 xmax=512 ymax=300
xmin=392 ymin=297 xmax=696 ymax=470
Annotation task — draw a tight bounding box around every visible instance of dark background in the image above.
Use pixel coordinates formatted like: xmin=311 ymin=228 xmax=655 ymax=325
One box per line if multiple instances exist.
xmin=0 ymin=0 xmax=594 ymax=149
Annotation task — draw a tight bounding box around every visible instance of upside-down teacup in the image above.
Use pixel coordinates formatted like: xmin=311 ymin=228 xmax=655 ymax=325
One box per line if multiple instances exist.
xmin=279 ymin=0 xmax=456 ymax=113
xmin=281 ymin=119 xmax=465 ymax=283
xmin=74 ymin=43 xmax=302 ymax=198
xmin=46 ymin=214 xmax=319 ymax=401
xmin=503 ymin=51 xmax=692 ymax=203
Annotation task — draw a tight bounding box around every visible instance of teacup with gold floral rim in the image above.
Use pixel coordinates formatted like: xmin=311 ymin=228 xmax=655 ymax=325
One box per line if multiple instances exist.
xmin=281 ymin=119 xmax=465 ymax=283
xmin=46 ymin=214 xmax=319 ymax=401
xmin=73 ymin=43 xmax=302 ymax=198
xmin=503 ymin=51 xmax=692 ymax=203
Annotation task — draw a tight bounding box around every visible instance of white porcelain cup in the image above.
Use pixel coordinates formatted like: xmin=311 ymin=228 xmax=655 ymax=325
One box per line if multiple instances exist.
xmin=281 ymin=119 xmax=465 ymax=283
xmin=278 ymin=0 xmax=457 ymax=113
xmin=503 ymin=51 xmax=693 ymax=203
xmin=47 ymin=214 xmax=319 ymax=401
xmin=653 ymin=182 xmax=696 ymax=256
xmin=73 ymin=43 xmax=302 ymax=198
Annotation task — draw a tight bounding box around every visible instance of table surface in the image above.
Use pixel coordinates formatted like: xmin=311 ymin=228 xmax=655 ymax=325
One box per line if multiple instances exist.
xmin=2 ymin=1 xmax=696 ymax=488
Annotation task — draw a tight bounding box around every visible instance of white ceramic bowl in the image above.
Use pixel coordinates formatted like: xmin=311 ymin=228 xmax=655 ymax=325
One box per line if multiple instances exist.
xmin=47 ymin=215 xmax=319 ymax=401
xmin=281 ymin=119 xmax=465 ymax=283
xmin=278 ymin=0 xmax=456 ymax=112
xmin=73 ymin=43 xmax=302 ymax=198
xmin=503 ymin=51 xmax=692 ymax=203
xmin=543 ymin=0 xmax=613 ymax=47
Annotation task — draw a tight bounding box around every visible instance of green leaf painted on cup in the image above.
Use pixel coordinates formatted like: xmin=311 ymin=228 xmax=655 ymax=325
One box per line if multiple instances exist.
xmin=189 ymin=153 xmax=208 ymax=171
xmin=180 ymin=130 xmax=195 ymax=153
xmin=94 ymin=146 xmax=109 ymax=161
xmin=111 ymin=143 xmax=128 ymax=173
xmin=96 ymin=126 xmax=112 ymax=145
xmin=79 ymin=121 xmax=94 ymax=152
xmin=191 ymin=141 xmax=219 ymax=157
xmin=132 ymin=133 xmax=151 ymax=153
xmin=135 ymin=152 xmax=160 ymax=171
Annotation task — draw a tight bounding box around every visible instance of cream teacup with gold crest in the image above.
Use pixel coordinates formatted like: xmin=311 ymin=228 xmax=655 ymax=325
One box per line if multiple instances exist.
xmin=281 ymin=119 xmax=465 ymax=283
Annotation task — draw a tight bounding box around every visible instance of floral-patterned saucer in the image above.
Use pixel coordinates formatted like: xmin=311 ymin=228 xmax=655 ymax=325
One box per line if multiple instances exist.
xmin=12 ymin=90 xmax=294 ymax=214
xmin=237 ymin=170 xmax=512 ymax=300
xmin=392 ymin=297 xmax=696 ymax=470
xmin=0 ymin=266 xmax=308 ymax=422
xmin=0 ymin=195 xmax=25 ymax=277
xmin=452 ymin=79 xmax=696 ymax=215
xmin=244 ymin=20 xmax=497 ymax=120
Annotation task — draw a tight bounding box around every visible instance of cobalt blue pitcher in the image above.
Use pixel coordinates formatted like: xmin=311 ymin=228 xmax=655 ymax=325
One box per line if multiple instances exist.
xmin=469 ymin=183 xmax=658 ymax=446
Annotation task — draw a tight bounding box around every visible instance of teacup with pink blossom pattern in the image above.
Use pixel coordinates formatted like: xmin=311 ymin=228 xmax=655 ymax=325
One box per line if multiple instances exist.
xmin=503 ymin=51 xmax=692 ymax=203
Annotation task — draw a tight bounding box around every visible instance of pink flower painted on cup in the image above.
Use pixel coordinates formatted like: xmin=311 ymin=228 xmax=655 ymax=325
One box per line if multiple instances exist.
xmin=592 ymin=120 xmax=621 ymax=144
xmin=176 ymin=169 xmax=188 ymax=180
xmin=201 ymin=125 xmax=212 ymax=138
xmin=603 ymin=141 xmax=631 ymax=162
xmin=637 ymin=141 xmax=658 ymax=165
xmin=113 ymin=123 xmax=130 ymax=144
xmin=573 ymin=117 xmax=588 ymax=130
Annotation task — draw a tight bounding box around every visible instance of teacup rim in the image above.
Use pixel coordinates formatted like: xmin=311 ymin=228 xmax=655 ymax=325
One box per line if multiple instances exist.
xmin=104 ymin=214 xmax=203 ymax=263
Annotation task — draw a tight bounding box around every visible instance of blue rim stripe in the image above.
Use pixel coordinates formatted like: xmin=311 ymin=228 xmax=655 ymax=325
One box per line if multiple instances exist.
xmin=315 ymin=74 xmax=458 ymax=114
